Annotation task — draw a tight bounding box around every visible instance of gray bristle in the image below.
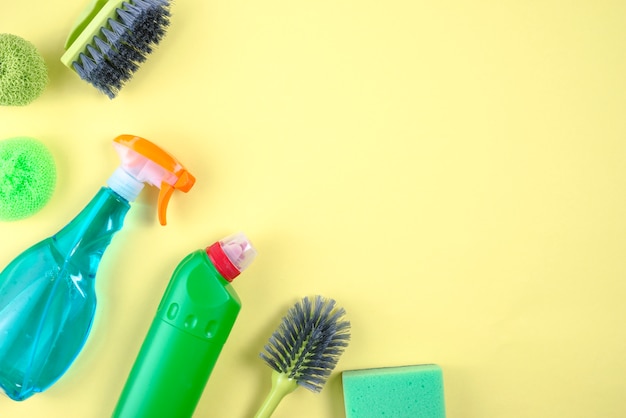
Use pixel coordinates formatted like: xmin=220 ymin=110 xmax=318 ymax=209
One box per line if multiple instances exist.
xmin=71 ymin=0 xmax=172 ymax=99
xmin=259 ymin=296 xmax=351 ymax=393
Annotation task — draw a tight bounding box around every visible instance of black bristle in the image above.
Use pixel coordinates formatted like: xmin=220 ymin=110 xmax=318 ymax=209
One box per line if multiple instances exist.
xmin=71 ymin=0 xmax=172 ymax=98
xmin=73 ymin=53 xmax=116 ymax=99
xmin=259 ymin=296 xmax=351 ymax=393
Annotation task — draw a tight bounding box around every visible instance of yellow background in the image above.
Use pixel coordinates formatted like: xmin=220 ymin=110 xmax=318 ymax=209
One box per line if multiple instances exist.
xmin=1 ymin=1 xmax=625 ymax=417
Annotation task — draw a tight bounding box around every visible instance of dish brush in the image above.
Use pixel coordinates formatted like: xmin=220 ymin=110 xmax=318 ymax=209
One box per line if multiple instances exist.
xmin=254 ymin=295 xmax=351 ymax=418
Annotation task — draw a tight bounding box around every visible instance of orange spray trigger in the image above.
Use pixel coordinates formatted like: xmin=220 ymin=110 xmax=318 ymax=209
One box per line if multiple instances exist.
xmin=157 ymin=169 xmax=195 ymax=225
xmin=110 ymin=135 xmax=196 ymax=225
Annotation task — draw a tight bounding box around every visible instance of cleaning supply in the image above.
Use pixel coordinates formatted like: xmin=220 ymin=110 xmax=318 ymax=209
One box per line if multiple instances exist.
xmin=113 ymin=233 xmax=257 ymax=418
xmin=0 ymin=33 xmax=48 ymax=106
xmin=0 ymin=134 xmax=194 ymax=401
xmin=0 ymin=136 xmax=56 ymax=221
xmin=254 ymin=296 xmax=351 ymax=418
xmin=61 ymin=0 xmax=172 ymax=98
xmin=342 ymin=364 xmax=446 ymax=418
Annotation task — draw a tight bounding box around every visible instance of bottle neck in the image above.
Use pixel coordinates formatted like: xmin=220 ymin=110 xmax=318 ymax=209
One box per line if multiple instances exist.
xmin=107 ymin=167 xmax=144 ymax=202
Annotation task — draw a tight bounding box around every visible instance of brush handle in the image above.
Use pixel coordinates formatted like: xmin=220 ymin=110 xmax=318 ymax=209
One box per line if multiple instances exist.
xmin=254 ymin=370 xmax=299 ymax=418
xmin=61 ymin=0 xmax=123 ymax=67
xmin=64 ymin=0 xmax=110 ymax=49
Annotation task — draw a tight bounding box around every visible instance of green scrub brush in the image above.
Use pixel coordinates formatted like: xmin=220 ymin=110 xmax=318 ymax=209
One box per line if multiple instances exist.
xmin=0 ymin=34 xmax=48 ymax=106
xmin=61 ymin=0 xmax=172 ymax=98
xmin=254 ymin=296 xmax=351 ymax=418
xmin=0 ymin=137 xmax=56 ymax=221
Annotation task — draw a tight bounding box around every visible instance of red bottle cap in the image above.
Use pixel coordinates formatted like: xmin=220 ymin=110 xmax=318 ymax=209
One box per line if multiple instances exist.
xmin=206 ymin=233 xmax=257 ymax=282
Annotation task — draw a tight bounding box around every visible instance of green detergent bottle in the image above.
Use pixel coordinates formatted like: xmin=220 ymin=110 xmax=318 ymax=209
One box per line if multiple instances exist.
xmin=113 ymin=233 xmax=257 ymax=418
xmin=0 ymin=135 xmax=195 ymax=401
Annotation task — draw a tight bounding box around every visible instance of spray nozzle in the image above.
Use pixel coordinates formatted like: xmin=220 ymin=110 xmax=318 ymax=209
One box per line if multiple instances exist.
xmin=108 ymin=135 xmax=196 ymax=225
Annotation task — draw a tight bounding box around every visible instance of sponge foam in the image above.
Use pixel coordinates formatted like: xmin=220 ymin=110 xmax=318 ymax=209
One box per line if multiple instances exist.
xmin=342 ymin=364 xmax=445 ymax=418
xmin=0 ymin=33 xmax=48 ymax=106
xmin=0 ymin=137 xmax=56 ymax=221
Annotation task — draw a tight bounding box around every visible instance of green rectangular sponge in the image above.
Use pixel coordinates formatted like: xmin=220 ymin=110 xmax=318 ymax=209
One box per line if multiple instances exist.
xmin=342 ymin=364 xmax=445 ymax=418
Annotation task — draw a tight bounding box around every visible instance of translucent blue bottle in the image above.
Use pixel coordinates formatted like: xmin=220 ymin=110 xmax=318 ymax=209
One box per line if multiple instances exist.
xmin=0 ymin=135 xmax=195 ymax=401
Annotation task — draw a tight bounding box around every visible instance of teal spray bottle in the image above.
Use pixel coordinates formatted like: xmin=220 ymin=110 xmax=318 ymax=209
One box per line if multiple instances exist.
xmin=0 ymin=135 xmax=195 ymax=401
xmin=113 ymin=232 xmax=257 ymax=418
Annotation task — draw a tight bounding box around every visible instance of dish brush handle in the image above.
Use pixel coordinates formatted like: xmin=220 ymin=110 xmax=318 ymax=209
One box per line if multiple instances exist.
xmin=254 ymin=370 xmax=299 ymax=418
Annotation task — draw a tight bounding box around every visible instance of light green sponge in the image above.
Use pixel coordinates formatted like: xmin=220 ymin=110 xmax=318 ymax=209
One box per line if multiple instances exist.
xmin=342 ymin=364 xmax=446 ymax=418
xmin=0 ymin=137 xmax=56 ymax=221
xmin=0 ymin=33 xmax=48 ymax=106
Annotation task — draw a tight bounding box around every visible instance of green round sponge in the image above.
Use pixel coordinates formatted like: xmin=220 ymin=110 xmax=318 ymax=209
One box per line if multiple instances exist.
xmin=0 ymin=137 xmax=56 ymax=221
xmin=0 ymin=33 xmax=48 ymax=106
